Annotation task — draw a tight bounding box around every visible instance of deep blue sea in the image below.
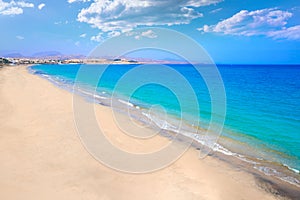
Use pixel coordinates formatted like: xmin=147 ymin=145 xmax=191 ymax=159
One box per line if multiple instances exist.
xmin=30 ymin=64 xmax=300 ymax=185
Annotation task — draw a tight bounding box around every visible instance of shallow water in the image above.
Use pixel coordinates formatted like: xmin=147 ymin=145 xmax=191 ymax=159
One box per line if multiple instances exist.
xmin=30 ymin=64 xmax=300 ymax=185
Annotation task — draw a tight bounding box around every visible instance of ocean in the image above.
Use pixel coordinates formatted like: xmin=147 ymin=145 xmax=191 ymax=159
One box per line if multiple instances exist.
xmin=30 ymin=64 xmax=300 ymax=186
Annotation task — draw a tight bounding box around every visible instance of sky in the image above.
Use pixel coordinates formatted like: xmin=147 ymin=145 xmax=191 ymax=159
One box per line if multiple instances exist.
xmin=0 ymin=0 xmax=300 ymax=64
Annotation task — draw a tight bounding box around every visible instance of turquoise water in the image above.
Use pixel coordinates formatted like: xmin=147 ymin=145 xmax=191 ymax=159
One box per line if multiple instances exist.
xmin=30 ymin=64 xmax=300 ymax=183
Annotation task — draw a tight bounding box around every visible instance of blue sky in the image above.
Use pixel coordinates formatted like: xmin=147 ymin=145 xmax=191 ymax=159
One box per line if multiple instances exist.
xmin=0 ymin=0 xmax=300 ymax=64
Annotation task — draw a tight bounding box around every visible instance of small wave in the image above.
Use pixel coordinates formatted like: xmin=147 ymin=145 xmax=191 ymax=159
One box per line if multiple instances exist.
xmin=77 ymin=88 xmax=97 ymax=98
xmin=118 ymin=99 xmax=134 ymax=107
xmin=235 ymin=155 xmax=259 ymax=165
xmin=32 ymin=70 xmax=46 ymax=75
xmin=254 ymin=166 xmax=300 ymax=187
xmin=41 ymin=74 xmax=65 ymax=85
xmin=94 ymin=94 xmax=107 ymax=100
xmin=213 ymin=143 xmax=237 ymax=156
xmin=40 ymin=74 xmax=50 ymax=78
xmin=142 ymin=110 xmax=241 ymax=158
xmin=142 ymin=112 xmax=178 ymax=132
xmin=73 ymin=88 xmax=108 ymax=101
xmin=76 ymin=88 xmax=94 ymax=96
xmin=283 ymin=164 xmax=300 ymax=174
xmin=142 ymin=112 xmax=242 ymax=159
xmin=183 ymin=132 xmax=237 ymax=157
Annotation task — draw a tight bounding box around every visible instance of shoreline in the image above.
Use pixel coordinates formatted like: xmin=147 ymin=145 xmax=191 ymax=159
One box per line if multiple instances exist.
xmin=30 ymin=64 xmax=300 ymax=197
xmin=0 ymin=65 xmax=299 ymax=199
xmin=29 ymin=64 xmax=300 ymax=188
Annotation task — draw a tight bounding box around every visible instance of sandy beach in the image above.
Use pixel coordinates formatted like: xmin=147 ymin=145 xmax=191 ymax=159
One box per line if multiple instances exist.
xmin=0 ymin=65 xmax=295 ymax=199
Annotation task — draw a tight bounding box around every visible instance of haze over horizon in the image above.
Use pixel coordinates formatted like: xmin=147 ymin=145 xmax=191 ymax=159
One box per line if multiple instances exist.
xmin=1 ymin=0 xmax=300 ymax=64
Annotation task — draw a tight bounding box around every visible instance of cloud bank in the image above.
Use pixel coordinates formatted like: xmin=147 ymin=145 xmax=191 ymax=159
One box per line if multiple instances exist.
xmin=77 ymin=0 xmax=222 ymax=33
xmin=0 ymin=0 xmax=34 ymax=15
xmin=198 ymin=8 xmax=300 ymax=40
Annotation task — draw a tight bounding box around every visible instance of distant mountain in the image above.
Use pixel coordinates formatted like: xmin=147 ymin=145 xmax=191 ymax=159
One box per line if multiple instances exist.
xmin=1 ymin=51 xmax=86 ymax=59
xmin=32 ymin=51 xmax=63 ymax=58
xmin=3 ymin=53 xmax=24 ymax=58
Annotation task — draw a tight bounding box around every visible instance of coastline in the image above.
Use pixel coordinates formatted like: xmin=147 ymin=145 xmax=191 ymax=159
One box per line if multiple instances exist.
xmin=0 ymin=65 xmax=299 ymax=199
xmin=30 ymin=64 xmax=300 ymax=187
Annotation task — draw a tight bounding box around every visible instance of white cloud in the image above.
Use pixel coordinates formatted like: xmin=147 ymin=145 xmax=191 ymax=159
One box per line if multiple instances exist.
xmin=141 ymin=30 xmax=157 ymax=38
xmin=108 ymin=31 xmax=121 ymax=38
xmin=75 ymin=41 xmax=80 ymax=46
xmin=0 ymin=0 xmax=34 ymax=15
xmin=1 ymin=6 xmax=22 ymax=15
xmin=68 ymin=0 xmax=90 ymax=3
xmin=17 ymin=1 xmax=33 ymax=7
xmin=267 ymin=25 xmax=300 ymax=40
xmin=90 ymin=33 xmax=103 ymax=42
xmin=186 ymin=0 xmax=223 ymax=7
xmin=38 ymin=3 xmax=45 ymax=10
xmin=210 ymin=8 xmax=222 ymax=14
xmin=54 ymin=20 xmax=69 ymax=25
xmin=77 ymin=0 xmax=222 ymax=33
xmin=198 ymin=8 xmax=300 ymax=40
xmin=135 ymin=30 xmax=157 ymax=40
xmin=16 ymin=35 xmax=24 ymax=40
xmin=79 ymin=33 xmax=87 ymax=38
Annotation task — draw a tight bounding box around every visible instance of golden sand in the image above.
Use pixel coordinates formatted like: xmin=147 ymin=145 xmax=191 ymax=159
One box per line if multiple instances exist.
xmin=0 ymin=65 xmax=279 ymax=199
